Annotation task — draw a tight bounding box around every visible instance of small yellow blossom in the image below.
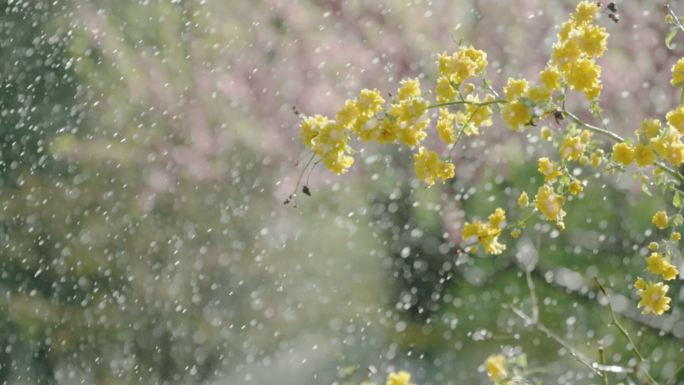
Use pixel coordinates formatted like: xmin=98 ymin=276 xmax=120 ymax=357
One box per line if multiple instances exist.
xmin=435 ymin=76 xmax=456 ymax=103
xmin=560 ymin=136 xmax=585 ymax=161
xmin=634 ymin=144 xmax=656 ymax=167
xmin=518 ymin=192 xmax=529 ymax=207
xmin=436 ymin=108 xmax=456 ymax=145
xmin=648 ymin=242 xmax=659 ymax=251
xmin=672 ymin=58 xmax=684 ymax=87
xmin=639 ymin=119 xmax=662 ymax=139
xmin=572 ymin=1 xmax=600 ymax=26
xmin=397 ymin=78 xmax=421 ymax=101
xmin=540 ymin=66 xmax=561 ymax=91
xmin=413 ymin=147 xmax=455 ymax=186
xmin=540 ymin=126 xmax=552 ymax=141
xmin=504 ymin=78 xmax=529 ymax=101
xmin=569 ymin=180 xmax=584 ymax=195
xmin=652 ymin=210 xmax=669 ymax=229
xmin=565 ymin=58 xmax=601 ymax=100
xmin=484 ymin=354 xmax=507 ymax=382
xmin=612 ymin=142 xmax=634 ymax=166
xmin=387 ymin=371 xmax=414 ymax=385
xmin=666 ymin=105 xmax=684 ymax=134
xmin=438 ymin=46 xmax=487 ymax=85
xmin=637 ymin=281 xmax=672 ymax=315
xmin=538 ymin=157 xmax=562 ymax=182
xmin=647 ymin=252 xmax=679 ymax=280
xmin=672 ymin=231 xmax=681 ymax=241
xmin=511 ymin=229 xmax=521 ymax=238
xmin=462 ymin=208 xmax=507 ymax=255
xmin=590 ymin=150 xmax=603 ymax=168
xmin=577 ymin=24 xmax=608 ymax=58
xmin=634 ymin=277 xmax=647 ymax=291
xmin=535 ymin=184 xmax=566 ymax=225
xmin=502 ymin=101 xmax=531 ymax=131
xmin=652 ymin=127 xmax=684 ymax=166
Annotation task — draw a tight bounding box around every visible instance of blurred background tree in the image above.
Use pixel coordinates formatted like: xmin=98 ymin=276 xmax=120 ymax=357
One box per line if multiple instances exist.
xmin=0 ymin=1 xmax=682 ymax=384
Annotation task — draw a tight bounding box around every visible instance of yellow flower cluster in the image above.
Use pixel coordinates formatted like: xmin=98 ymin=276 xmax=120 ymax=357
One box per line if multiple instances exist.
xmin=534 ymin=184 xmax=566 ymax=228
xmin=300 ymin=114 xmax=355 ymax=174
xmin=484 ymin=354 xmax=507 ymax=382
xmin=551 ymin=1 xmax=607 ymax=101
xmin=615 ymin=61 xmax=684 ymax=171
xmin=360 ymin=370 xmax=415 ymax=385
xmin=537 ymin=157 xmax=562 ymax=183
xmin=560 ymin=132 xmax=590 ymax=161
xmin=647 ymin=252 xmax=679 ymax=280
xmin=436 ymin=46 xmax=487 ymax=99
xmin=634 ymin=278 xmax=672 ymax=315
xmin=501 ymin=78 xmax=533 ymax=131
xmin=462 ymin=208 xmax=507 ymax=255
xmin=387 ymin=371 xmax=415 ymax=385
xmin=672 ymin=57 xmax=684 ymax=87
xmin=413 ymin=147 xmax=455 ymax=186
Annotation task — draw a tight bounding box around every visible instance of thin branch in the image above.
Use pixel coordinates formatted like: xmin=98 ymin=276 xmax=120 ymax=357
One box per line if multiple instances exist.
xmin=507 ymin=305 xmax=633 ymax=375
xmin=594 ymin=278 xmax=659 ymax=385
xmin=427 ymin=99 xmax=506 ymax=110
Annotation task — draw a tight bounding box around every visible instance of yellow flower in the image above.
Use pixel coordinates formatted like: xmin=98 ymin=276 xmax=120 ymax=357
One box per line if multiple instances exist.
xmin=336 ymin=100 xmax=360 ymax=127
xmin=612 ymin=142 xmax=634 ymax=166
xmin=387 ymin=371 xmax=414 ymax=385
xmin=540 ymin=66 xmax=561 ymax=92
xmin=576 ymin=24 xmax=608 ymax=58
xmin=666 ymin=105 xmax=684 ymax=134
xmin=565 ymin=58 xmax=601 ymax=100
xmin=484 ymin=354 xmax=507 ymax=382
xmin=413 ymin=147 xmax=454 ymax=186
xmin=504 ymin=78 xmax=529 ymax=101
xmin=652 ymin=210 xmax=669 ymax=229
xmin=456 ymin=95 xmax=493 ymax=136
xmin=535 ymin=184 xmax=566 ymax=224
xmin=638 ymin=119 xmax=662 ymax=139
xmin=538 ymin=157 xmax=562 ymax=182
xmin=540 ymin=126 xmax=552 ymax=141
xmin=552 ymin=40 xmax=581 ymax=72
xmin=560 ymin=136 xmax=585 ymax=161
xmin=648 ymin=241 xmax=659 ymax=251
xmin=518 ymin=192 xmax=529 ymax=207
xmin=437 ymin=46 xmax=487 ymax=84
xmin=637 ymin=281 xmax=671 ymax=315
xmin=634 ymin=144 xmax=656 ymax=167
xmin=462 ymin=208 xmax=507 ymax=255
xmin=672 ymin=58 xmax=684 ymax=87
xmin=634 ymin=277 xmax=646 ymax=291
xmin=652 ymin=128 xmax=684 ymax=166
xmin=435 ymin=76 xmax=456 ymax=103
xmin=323 ymin=150 xmax=355 ymax=175
xmin=511 ymin=229 xmax=521 ymax=238
xmin=647 ymin=252 xmax=679 ymax=281
xmin=357 ymin=88 xmax=385 ymax=114
xmin=397 ymin=78 xmax=421 ymax=101
xmin=672 ymin=231 xmax=681 ymax=241
xmin=502 ymin=101 xmax=531 ymax=131
xmin=436 ymin=108 xmax=456 ymax=145
xmin=388 ymin=97 xmax=430 ymax=147
xmin=569 ymin=180 xmax=583 ymax=195
xmin=572 ymin=1 xmax=600 ymax=26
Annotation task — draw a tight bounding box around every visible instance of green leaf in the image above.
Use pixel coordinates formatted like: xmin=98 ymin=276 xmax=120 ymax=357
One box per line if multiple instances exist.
xmin=674 ymin=191 xmax=682 ymax=208
xmin=641 ymin=179 xmax=653 ymax=197
xmin=674 ymin=213 xmax=684 ymax=227
xmin=666 ymin=27 xmax=678 ymax=50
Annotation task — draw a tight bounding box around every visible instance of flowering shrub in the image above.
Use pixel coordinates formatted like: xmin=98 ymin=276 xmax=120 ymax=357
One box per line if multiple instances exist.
xmin=294 ymin=1 xmax=684 ymax=384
